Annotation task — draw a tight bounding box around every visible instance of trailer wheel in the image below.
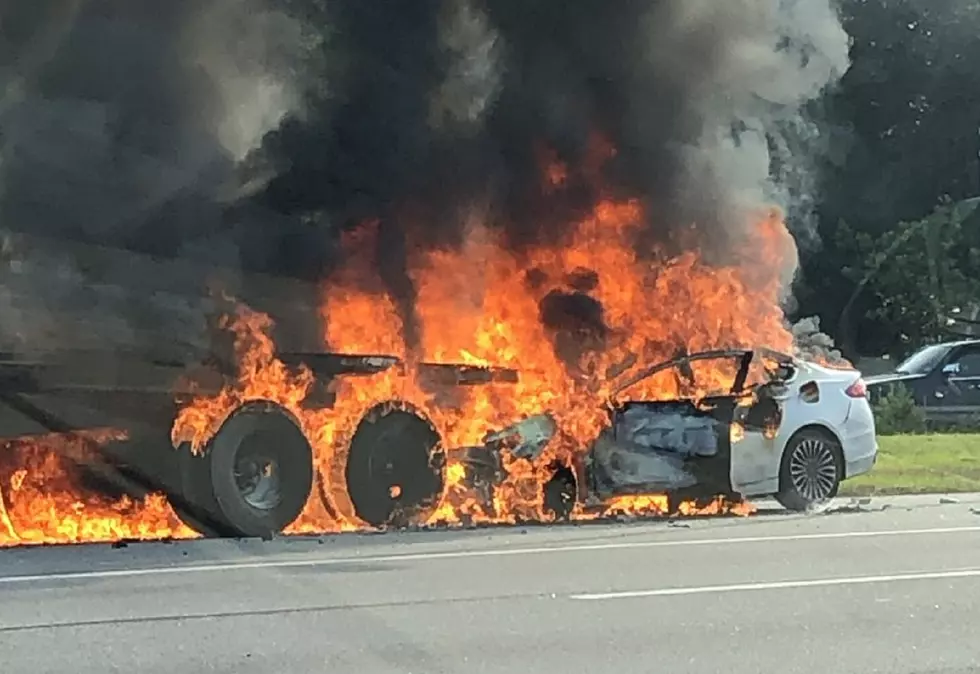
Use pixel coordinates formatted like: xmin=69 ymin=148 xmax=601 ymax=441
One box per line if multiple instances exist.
xmin=176 ymin=401 xmax=313 ymax=539
xmin=345 ymin=402 xmax=445 ymax=529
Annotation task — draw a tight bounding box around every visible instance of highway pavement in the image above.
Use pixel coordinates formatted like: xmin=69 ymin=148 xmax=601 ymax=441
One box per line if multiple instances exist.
xmin=2 ymin=494 xmax=980 ymax=674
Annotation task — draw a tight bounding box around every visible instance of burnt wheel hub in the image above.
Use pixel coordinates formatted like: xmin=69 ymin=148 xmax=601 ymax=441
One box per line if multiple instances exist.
xmin=233 ymin=432 xmax=283 ymax=511
xmin=345 ymin=404 xmax=445 ymax=528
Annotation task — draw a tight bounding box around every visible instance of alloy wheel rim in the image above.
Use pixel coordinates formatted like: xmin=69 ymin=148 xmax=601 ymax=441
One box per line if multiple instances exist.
xmin=789 ymin=438 xmax=838 ymax=502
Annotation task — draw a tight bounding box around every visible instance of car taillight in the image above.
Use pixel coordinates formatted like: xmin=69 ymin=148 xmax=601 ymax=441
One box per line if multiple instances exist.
xmin=845 ymin=378 xmax=867 ymax=398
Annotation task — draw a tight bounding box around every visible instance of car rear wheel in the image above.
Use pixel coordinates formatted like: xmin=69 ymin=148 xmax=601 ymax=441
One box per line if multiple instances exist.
xmin=775 ymin=428 xmax=842 ymax=512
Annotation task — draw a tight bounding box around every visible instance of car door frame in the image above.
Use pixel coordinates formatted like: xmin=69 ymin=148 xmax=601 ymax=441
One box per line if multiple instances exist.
xmin=602 ymin=349 xmax=779 ymax=501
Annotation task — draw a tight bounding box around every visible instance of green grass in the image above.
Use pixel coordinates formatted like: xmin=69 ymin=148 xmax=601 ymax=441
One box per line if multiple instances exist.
xmin=840 ymin=434 xmax=980 ymax=496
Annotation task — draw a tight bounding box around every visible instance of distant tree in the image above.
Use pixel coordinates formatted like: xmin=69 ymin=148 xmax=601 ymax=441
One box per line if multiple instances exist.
xmin=834 ymin=199 xmax=980 ymax=356
xmin=797 ymin=0 xmax=980 ymax=355
xmin=821 ymin=0 xmax=980 ymax=233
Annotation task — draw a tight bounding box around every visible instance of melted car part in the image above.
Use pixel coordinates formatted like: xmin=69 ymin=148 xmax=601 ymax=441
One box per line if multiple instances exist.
xmin=616 ymin=404 xmax=721 ymax=457
xmin=591 ymin=431 xmax=698 ymax=494
xmin=456 ymin=444 xmax=505 ymax=514
xmin=741 ymin=383 xmax=785 ymax=431
xmin=590 ymin=400 xmax=733 ymax=499
xmin=345 ymin=402 xmax=445 ymax=528
xmin=543 ymin=465 xmax=577 ymax=521
xmin=483 ymin=414 xmax=557 ymax=461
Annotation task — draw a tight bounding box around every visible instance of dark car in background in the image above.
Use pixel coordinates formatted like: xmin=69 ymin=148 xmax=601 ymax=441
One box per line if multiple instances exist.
xmin=866 ymin=339 xmax=980 ymax=428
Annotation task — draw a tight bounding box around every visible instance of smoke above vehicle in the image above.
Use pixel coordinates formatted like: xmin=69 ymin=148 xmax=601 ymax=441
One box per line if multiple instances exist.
xmin=0 ymin=1 xmax=855 ymax=545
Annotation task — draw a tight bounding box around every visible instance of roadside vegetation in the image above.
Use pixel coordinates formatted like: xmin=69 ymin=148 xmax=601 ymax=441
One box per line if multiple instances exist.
xmin=841 ymin=434 xmax=980 ymax=496
xmin=839 ymin=386 xmax=980 ymax=496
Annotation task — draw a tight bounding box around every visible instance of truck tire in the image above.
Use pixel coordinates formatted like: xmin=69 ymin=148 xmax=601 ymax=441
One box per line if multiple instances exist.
xmin=176 ymin=401 xmax=314 ymax=539
xmin=344 ymin=402 xmax=445 ymax=529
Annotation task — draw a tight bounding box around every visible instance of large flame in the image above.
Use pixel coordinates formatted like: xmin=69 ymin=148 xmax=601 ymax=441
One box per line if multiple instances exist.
xmin=0 ymin=430 xmax=198 ymax=547
xmin=312 ymin=189 xmax=792 ymax=526
xmin=0 ymin=148 xmax=797 ymax=544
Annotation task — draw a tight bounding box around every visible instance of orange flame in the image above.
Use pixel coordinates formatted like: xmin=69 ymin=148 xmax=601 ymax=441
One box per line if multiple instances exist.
xmin=309 ymin=181 xmax=795 ymax=526
xmin=0 ymin=429 xmax=198 ymax=547
xmin=3 ymin=140 xmax=798 ymax=544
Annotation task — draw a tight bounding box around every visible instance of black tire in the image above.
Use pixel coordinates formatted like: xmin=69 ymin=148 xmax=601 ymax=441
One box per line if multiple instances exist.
xmin=775 ymin=428 xmax=843 ymax=512
xmin=543 ymin=466 xmax=577 ymax=522
xmin=345 ymin=402 xmax=445 ymax=529
xmin=176 ymin=401 xmax=314 ymax=539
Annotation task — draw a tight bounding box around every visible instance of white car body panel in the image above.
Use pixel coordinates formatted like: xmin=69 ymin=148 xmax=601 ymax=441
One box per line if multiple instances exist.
xmin=731 ymin=358 xmax=878 ymax=499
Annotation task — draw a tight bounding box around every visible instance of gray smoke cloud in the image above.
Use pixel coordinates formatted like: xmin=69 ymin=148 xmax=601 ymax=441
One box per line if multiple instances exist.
xmin=654 ymin=0 xmax=850 ymax=258
xmin=0 ymin=0 xmax=850 ymax=358
xmin=0 ymin=0 xmax=321 ymax=354
xmin=791 ymin=315 xmax=848 ymax=365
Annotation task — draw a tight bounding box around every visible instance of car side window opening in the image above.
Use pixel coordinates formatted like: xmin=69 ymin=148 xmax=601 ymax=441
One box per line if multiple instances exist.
xmin=896 ymin=344 xmax=950 ymax=375
xmin=628 ymin=353 xmax=788 ymax=401
xmin=614 ymin=359 xmax=736 ymax=403
xmin=948 ymin=348 xmax=980 ymax=378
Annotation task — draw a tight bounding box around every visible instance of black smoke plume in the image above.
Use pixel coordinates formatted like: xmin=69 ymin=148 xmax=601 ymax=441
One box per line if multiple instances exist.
xmin=0 ymin=0 xmax=849 ymax=359
xmin=0 ymin=0 xmax=322 ymax=354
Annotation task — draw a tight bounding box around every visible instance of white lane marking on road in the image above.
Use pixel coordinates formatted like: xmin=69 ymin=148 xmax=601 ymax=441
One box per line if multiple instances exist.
xmin=2 ymin=525 xmax=978 ymax=585
xmin=570 ymin=567 xmax=980 ymax=600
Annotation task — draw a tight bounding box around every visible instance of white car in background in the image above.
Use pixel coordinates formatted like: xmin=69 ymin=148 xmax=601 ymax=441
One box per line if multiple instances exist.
xmin=457 ymin=348 xmax=879 ymax=516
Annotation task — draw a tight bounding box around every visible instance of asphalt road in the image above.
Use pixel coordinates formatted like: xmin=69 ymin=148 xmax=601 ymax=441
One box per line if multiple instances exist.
xmin=3 ymin=495 xmax=980 ymax=674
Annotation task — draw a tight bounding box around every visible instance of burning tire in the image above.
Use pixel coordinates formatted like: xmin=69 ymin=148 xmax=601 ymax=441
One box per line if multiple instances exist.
xmin=176 ymin=401 xmax=314 ymax=539
xmin=344 ymin=402 xmax=445 ymax=529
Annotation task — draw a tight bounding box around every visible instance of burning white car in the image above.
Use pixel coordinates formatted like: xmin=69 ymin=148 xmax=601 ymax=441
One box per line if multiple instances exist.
xmin=447 ymin=348 xmax=878 ymax=518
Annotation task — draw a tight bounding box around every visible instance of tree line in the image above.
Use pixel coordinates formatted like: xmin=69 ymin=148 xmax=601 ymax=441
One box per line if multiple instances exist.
xmin=796 ymin=0 xmax=980 ymax=359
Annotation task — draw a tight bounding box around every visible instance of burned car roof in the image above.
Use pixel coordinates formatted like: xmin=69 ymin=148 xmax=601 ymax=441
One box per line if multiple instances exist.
xmin=608 ymin=347 xmax=795 ymax=399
